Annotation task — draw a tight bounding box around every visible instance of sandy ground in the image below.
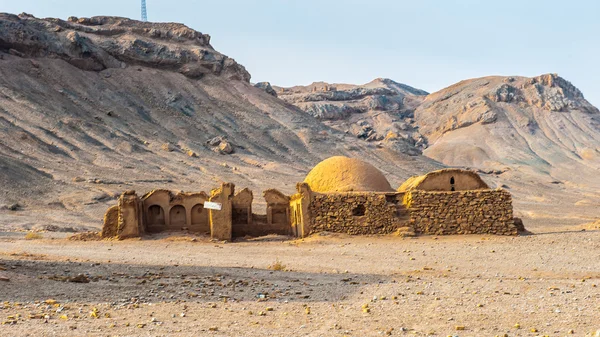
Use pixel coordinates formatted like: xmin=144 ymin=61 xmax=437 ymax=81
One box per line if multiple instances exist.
xmin=1 ymin=227 xmax=600 ymax=337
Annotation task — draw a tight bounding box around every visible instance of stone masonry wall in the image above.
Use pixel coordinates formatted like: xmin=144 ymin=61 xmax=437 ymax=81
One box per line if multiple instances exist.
xmin=309 ymin=193 xmax=407 ymax=235
xmin=404 ymin=189 xmax=516 ymax=236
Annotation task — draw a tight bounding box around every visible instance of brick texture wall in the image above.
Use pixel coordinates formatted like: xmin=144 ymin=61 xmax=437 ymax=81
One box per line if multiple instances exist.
xmin=404 ymin=189 xmax=516 ymax=236
xmin=309 ymin=193 xmax=408 ymax=235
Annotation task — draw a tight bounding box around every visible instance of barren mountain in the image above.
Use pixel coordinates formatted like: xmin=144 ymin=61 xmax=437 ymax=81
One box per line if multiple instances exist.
xmin=278 ymin=75 xmax=600 ymax=226
xmin=416 ymin=74 xmax=600 ymax=174
xmin=0 ymin=13 xmax=441 ymax=231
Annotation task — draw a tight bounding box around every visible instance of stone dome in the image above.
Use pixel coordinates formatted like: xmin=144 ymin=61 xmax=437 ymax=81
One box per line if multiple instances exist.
xmin=304 ymin=156 xmax=393 ymax=193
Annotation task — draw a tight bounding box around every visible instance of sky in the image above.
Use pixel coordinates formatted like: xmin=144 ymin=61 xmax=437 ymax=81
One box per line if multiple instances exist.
xmin=1 ymin=0 xmax=598 ymax=106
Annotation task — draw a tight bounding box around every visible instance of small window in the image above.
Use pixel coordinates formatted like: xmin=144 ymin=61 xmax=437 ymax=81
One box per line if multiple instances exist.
xmin=450 ymin=176 xmax=455 ymax=185
xmin=352 ymin=204 xmax=366 ymax=216
xmin=451 ymin=186 xmax=456 ymax=191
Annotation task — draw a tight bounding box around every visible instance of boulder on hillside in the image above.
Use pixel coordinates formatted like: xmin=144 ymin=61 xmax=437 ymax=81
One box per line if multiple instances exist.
xmin=161 ymin=142 xmax=176 ymax=152
xmin=254 ymin=82 xmax=278 ymax=97
xmin=218 ymin=141 xmax=234 ymax=154
xmin=0 ymin=13 xmax=251 ymax=81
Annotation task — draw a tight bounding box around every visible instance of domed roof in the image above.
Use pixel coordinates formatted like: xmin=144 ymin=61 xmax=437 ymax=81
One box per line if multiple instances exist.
xmin=304 ymin=156 xmax=393 ymax=193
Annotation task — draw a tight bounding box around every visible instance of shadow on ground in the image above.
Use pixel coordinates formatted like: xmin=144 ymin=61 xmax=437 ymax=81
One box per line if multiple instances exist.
xmin=0 ymin=258 xmax=388 ymax=304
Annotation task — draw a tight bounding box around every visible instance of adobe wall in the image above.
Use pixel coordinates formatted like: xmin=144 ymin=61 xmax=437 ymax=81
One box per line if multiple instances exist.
xmin=209 ymin=183 xmax=234 ymax=241
xmin=309 ymin=192 xmax=408 ymax=235
xmin=142 ymin=190 xmax=210 ymax=233
xmin=263 ymin=189 xmax=290 ymax=228
xmin=116 ymin=191 xmax=143 ymax=239
xmin=404 ymin=189 xmax=516 ymax=235
xmin=232 ymin=214 xmax=291 ymax=237
xmin=232 ymin=188 xmax=253 ymax=225
xmin=399 ymin=169 xmax=489 ymax=192
xmin=416 ymin=171 xmax=488 ymax=191
xmin=101 ymin=205 xmax=119 ymax=238
xmin=290 ymin=183 xmax=312 ymax=237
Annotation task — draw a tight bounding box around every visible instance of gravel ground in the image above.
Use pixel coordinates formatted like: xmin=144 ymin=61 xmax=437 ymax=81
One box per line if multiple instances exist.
xmin=1 ymin=229 xmax=599 ymax=336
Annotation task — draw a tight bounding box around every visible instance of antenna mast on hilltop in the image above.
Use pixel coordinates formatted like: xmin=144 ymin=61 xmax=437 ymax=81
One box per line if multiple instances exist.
xmin=141 ymin=0 xmax=148 ymax=21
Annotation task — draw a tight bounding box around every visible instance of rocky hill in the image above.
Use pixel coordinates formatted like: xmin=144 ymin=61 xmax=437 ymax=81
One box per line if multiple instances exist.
xmin=275 ymin=79 xmax=429 ymax=156
xmin=415 ymin=74 xmax=600 ymax=175
xmin=0 ymin=13 xmax=442 ymax=231
xmin=278 ymin=75 xmax=600 ymax=226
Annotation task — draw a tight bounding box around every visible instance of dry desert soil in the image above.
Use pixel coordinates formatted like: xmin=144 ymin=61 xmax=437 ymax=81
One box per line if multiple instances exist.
xmin=1 ymin=220 xmax=599 ymax=337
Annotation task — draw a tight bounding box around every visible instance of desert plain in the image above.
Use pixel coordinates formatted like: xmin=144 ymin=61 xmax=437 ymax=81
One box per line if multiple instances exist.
xmin=1 ymin=218 xmax=600 ymax=336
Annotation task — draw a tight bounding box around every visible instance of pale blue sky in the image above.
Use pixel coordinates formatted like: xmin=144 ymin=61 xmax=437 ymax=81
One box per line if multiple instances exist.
xmin=1 ymin=0 xmax=598 ymax=106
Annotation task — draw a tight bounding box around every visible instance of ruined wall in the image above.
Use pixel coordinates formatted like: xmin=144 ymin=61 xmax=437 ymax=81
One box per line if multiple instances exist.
xmin=264 ymin=189 xmax=290 ymax=226
xmin=101 ymin=205 xmax=119 ymax=238
xmin=290 ymin=194 xmax=304 ymax=237
xmin=232 ymin=188 xmax=253 ymax=224
xmin=229 ymin=188 xmax=293 ymax=237
xmin=141 ymin=190 xmax=209 ymax=233
xmin=117 ymin=191 xmax=143 ymax=239
xmin=290 ymin=183 xmax=312 ymax=237
xmin=309 ymin=192 xmax=407 ymax=235
xmin=232 ymin=214 xmax=291 ymax=237
xmin=209 ymin=183 xmax=234 ymax=241
xmin=404 ymin=189 xmax=516 ymax=235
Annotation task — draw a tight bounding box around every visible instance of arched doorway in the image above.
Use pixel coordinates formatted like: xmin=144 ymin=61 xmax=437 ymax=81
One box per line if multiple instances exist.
xmin=169 ymin=205 xmax=186 ymax=229
xmin=191 ymin=203 xmax=209 ymax=233
xmin=147 ymin=205 xmax=166 ymax=233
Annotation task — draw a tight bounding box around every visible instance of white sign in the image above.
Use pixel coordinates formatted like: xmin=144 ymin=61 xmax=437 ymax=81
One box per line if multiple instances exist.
xmin=203 ymin=201 xmax=222 ymax=211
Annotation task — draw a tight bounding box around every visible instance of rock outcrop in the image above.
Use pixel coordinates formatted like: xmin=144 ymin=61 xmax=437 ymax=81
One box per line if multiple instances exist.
xmin=0 ymin=13 xmax=250 ymax=81
xmin=254 ymin=82 xmax=277 ymax=97
xmin=280 ymin=73 xmax=600 ymax=184
xmin=275 ymin=79 xmax=429 ymax=155
xmin=276 ymin=78 xmax=427 ymax=121
xmin=416 ymin=74 xmax=599 ymax=144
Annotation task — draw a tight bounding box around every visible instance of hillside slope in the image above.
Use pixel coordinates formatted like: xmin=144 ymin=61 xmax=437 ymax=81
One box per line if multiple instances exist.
xmin=0 ymin=13 xmax=442 ymax=230
xmin=416 ymin=74 xmax=600 ymax=177
xmin=279 ymin=75 xmax=600 ymax=226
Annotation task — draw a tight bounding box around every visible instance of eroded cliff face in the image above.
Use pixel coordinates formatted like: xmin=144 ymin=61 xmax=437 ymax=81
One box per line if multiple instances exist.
xmin=0 ymin=13 xmax=250 ymax=81
xmin=276 ymin=78 xmax=427 ymax=121
xmin=281 ymin=74 xmax=600 ymax=221
xmin=275 ymin=79 xmax=429 ymax=156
